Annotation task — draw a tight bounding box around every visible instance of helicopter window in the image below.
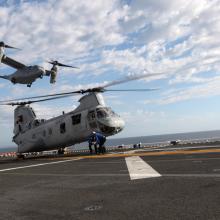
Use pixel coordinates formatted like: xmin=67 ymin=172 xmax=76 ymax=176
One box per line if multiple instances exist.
xmin=17 ymin=115 xmax=23 ymax=123
xmin=88 ymin=111 xmax=96 ymax=121
xmin=60 ymin=123 xmax=66 ymax=134
xmin=34 ymin=120 xmax=40 ymax=126
xmin=72 ymin=114 xmax=81 ymax=125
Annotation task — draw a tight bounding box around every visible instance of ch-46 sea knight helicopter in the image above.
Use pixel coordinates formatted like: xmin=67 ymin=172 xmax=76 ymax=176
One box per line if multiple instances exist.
xmin=0 ymin=72 xmax=161 ymax=158
xmin=0 ymin=42 xmax=79 ymax=87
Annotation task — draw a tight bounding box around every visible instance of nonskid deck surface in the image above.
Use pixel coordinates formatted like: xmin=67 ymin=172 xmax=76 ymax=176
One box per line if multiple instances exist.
xmin=0 ymin=145 xmax=219 ymax=220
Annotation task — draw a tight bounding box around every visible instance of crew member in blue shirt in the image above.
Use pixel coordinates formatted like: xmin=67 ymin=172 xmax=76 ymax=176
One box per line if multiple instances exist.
xmin=88 ymin=131 xmax=106 ymax=154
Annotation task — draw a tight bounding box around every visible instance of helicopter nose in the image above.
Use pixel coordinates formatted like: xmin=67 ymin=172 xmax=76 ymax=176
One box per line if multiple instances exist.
xmin=108 ymin=117 xmax=125 ymax=133
xmin=97 ymin=117 xmax=125 ymax=135
xmin=116 ymin=118 xmax=125 ymax=131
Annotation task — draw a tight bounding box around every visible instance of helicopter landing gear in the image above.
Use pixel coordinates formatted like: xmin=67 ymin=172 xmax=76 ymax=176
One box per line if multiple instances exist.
xmin=16 ymin=153 xmax=25 ymax=159
xmin=58 ymin=148 xmax=65 ymax=155
xmin=11 ymin=77 xmax=16 ymax=84
xmin=98 ymin=146 xmax=106 ymax=154
xmin=27 ymin=83 xmax=32 ymax=87
xmin=39 ymin=74 xmax=43 ymax=79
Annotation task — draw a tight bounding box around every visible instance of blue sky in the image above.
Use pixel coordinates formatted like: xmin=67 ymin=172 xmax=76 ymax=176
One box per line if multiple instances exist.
xmin=1 ymin=0 xmax=220 ymax=147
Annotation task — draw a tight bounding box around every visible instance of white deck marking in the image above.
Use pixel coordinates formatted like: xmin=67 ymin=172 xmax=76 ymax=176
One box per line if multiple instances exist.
xmin=125 ymin=156 xmax=161 ymax=180
xmin=0 ymin=158 xmax=81 ymax=172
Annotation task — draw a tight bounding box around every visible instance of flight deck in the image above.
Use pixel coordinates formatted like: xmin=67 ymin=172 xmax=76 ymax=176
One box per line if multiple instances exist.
xmin=0 ymin=145 xmax=219 ymax=220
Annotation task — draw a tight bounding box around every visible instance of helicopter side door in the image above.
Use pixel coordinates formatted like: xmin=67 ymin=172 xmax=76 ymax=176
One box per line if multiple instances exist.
xmin=87 ymin=110 xmax=98 ymax=131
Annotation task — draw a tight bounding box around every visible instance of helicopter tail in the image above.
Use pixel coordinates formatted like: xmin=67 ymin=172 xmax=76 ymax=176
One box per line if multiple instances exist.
xmin=13 ymin=105 xmax=36 ymax=136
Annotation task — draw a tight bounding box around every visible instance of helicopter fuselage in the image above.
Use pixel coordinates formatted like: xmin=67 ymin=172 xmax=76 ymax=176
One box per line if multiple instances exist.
xmin=8 ymin=65 xmax=45 ymax=85
xmin=13 ymin=93 xmax=125 ymax=154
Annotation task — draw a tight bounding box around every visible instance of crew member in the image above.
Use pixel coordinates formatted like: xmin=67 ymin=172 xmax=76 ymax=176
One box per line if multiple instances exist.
xmin=95 ymin=132 xmax=106 ymax=154
xmin=88 ymin=132 xmax=98 ymax=154
xmin=88 ymin=132 xmax=106 ymax=154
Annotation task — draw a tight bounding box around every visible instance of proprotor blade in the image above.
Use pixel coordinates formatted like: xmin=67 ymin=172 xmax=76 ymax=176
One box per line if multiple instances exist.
xmin=48 ymin=60 xmax=79 ymax=69
xmin=0 ymin=72 xmax=162 ymax=104
xmin=0 ymin=41 xmax=20 ymax=49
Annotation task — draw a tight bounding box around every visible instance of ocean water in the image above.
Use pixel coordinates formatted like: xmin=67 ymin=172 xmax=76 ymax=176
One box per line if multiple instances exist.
xmin=1 ymin=130 xmax=220 ymax=153
xmin=106 ymin=130 xmax=220 ymax=146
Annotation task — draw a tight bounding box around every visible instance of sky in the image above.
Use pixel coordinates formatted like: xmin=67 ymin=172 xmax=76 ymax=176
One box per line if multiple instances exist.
xmin=1 ymin=0 xmax=220 ymax=147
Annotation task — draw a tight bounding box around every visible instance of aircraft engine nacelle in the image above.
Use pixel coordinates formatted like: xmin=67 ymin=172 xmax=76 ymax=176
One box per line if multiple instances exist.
xmin=50 ymin=65 xmax=58 ymax=84
xmin=0 ymin=47 xmax=4 ymax=62
xmin=50 ymin=70 xmax=57 ymax=84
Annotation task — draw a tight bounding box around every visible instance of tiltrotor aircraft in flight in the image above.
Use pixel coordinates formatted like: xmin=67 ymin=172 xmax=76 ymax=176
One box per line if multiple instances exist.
xmin=0 ymin=42 xmax=78 ymax=87
xmin=0 ymin=72 xmax=160 ymax=158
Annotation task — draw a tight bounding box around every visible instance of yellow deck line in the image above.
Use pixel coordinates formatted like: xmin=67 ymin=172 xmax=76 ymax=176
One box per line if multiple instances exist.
xmin=76 ymin=148 xmax=220 ymax=159
xmin=33 ymin=148 xmax=220 ymax=161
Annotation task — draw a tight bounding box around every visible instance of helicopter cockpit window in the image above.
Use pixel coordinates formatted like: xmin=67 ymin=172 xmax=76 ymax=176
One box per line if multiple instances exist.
xmin=96 ymin=107 xmax=117 ymax=119
xmin=72 ymin=114 xmax=81 ymax=125
xmin=96 ymin=109 xmax=107 ymax=119
xmin=60 ymin=123 xmax=66 ymax=134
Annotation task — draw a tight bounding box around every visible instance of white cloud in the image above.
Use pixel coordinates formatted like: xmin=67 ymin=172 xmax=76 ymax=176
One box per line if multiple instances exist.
xmin=142 ymin=76 xmax=220 ymax=105
xmin=2 ymin=0 xmax=220 ymax=146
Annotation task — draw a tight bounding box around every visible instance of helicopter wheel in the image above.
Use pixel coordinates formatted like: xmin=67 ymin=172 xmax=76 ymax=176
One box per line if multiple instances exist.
xmin=58 ymin=148 xmax=65 ymax=155
xmin=11 ymin=77 xmax=16 ymax=84
xmin=99 ymin=146 xmax=106 ymax=154
xmin=27 ymin=83 xmax=32 ymax=87
xmin=16 ymin=154 xmax=25 ymax=159
xmin=103 ymin=146 xmax=106 ymax=153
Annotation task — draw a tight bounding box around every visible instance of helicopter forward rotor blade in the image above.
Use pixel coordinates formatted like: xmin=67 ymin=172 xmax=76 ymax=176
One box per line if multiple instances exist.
xmin=0 ymin=94 xmax=75 ymax=106
xmin=0 ymin=92 xmax=80 ymax=103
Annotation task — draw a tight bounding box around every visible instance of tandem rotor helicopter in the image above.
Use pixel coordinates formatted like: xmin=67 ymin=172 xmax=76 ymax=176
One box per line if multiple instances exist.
xmin=0 ymin=72 xmax=161 ymax=158
xmin=0 ymin=42 xmax=79 ymax=87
